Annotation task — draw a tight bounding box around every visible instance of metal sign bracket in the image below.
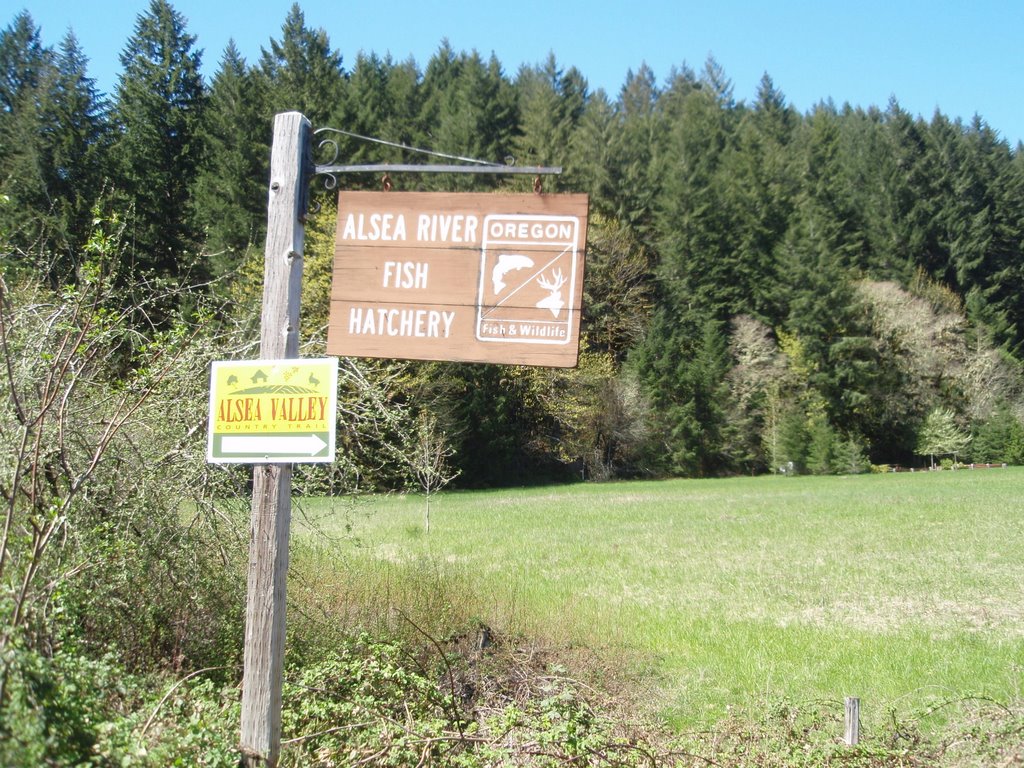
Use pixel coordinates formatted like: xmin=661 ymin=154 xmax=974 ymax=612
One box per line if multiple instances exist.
xmin=310 ymin=126 xmax=562 ymax=189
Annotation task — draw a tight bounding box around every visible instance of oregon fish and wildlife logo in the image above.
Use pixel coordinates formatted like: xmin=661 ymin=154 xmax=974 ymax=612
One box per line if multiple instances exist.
xmin=475 ymin=214 xmax=580 ymax=345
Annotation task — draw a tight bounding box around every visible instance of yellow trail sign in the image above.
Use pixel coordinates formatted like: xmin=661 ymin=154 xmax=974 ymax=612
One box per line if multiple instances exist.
xmin=207 ymin=358 xmax=338 ymax=463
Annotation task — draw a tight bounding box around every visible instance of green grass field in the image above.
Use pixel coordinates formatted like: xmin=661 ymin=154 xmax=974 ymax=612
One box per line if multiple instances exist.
xmin=291 ymin=468 xmax=1024 ymax=734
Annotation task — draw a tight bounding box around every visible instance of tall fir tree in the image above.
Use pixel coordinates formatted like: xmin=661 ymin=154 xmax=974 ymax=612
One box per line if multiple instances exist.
xmin=568 ymin=87 xmax=617 ymax=212
xmin=193 ymin=40 xmax=269 ymax=273
xmin=0 ymin=14 xmax=108 ymax=280
xmin=715 ymin=74 xmax=798 ymax=324
xmin=425 ymin=50 xmax=517 ymax=191
xmin=632 ymin=310 xmax=732 ymax=476
xmin=654 ymin=57 xmax=739 ymax=321
xmin=842 ymin=100 xmax=939 ymax=282
xmin=0 ymin=11 xmax=54 ymax=267
xmin=111 ymin=0 xmax=206 ymax=284
xmin=512 ymin=54 xmax=587 ymax=189
xmin=606 ymin=63 xmax=662 ymax=232
xmin=380 ymin=56 xmax=423 ymax=149
xmin=417 ymin=39 xmax=459 ymax=133
xmin=0 ymin=11 xmax=45 ymax=112
xmin=258 ymin=3 xmax=345 ymax=129
xmin=337 ymin=51 xmax=423 ymax=173
xmin=343 ymin=51 xmax=396 ymax=161
xmin=954 ymin=118 xmax=1024 ymax=355
xmin=43 ymin=32 xmax=109 ymax=266
xmin=779 ymin=104 xmax=879 ymax=445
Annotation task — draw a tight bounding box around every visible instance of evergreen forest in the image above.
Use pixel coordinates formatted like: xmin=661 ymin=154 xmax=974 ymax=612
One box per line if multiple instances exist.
xmin=5 ymin=2 xmax=1024 ymax=764
xmin=5 ymin=3 xmax=1024 ymax=485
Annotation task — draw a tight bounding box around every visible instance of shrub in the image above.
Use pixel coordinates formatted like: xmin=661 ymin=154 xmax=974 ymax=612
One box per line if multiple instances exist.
xmin=0 ymin=225 xmax=250 ymax=746
xmin=0 ymin=647 xmax=129 ymax=767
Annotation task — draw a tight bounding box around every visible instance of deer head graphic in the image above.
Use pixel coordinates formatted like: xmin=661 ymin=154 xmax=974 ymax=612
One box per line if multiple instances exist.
xmin=535 ymin=269 xmax=567 ymax=318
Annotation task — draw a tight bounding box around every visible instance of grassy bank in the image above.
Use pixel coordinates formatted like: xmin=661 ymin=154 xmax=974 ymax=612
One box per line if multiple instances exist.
xmin=292 ymin=469 xmax=1024 ymax=736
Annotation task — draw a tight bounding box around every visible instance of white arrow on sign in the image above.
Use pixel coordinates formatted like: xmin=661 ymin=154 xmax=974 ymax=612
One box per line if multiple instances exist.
xmin=221 ymin=433 xmax=328 ymax=457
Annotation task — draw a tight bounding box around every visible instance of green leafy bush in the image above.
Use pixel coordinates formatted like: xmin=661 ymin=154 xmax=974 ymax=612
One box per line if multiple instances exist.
xmin=0 ymin=222 xmax=250 ymax=754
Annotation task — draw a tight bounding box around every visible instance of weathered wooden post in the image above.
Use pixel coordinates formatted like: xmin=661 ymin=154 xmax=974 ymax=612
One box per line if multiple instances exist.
xmin=240 ymin=111 xmax=311 ymax=767
xmin=844 ymin=696 xmax=861 ymax=746
xmin=231 ymin=118 xmax=571 ymax=764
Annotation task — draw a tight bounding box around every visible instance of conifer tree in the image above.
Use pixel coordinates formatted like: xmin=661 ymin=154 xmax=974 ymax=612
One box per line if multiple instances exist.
xmin=0 ymin=11 xmax=52 ymax=268
xmin=512 ymin=54 xmax=586 ymax=186
xmin=111 ymin=0 xmax=206 ymax=283
xmin=339 ymin=52 xmax=423 ymax=171
xmin=426 ymin=50 xmax=516 ymax=191
xmin=344 ymin=51 xmax=395 ymax=159
xmin=380 ymin=56 xmax=423 ymax=148
xmin=778 ymin=105 xmax=867 ymax=435
xmin=606 ymin=63 xmax=662 ymax=231
xmin=957 ymin=119 xmax=1024 ymax=355
xmin=0 ymin=15 xmax=107 ymax=280
xmin=44 ymin=33 xmax=109 ymax=263
xmin=418 ymin=39 xmax=459 ymax=132
xmin=193 ymin=40 xmax=269 ymax=272
xmin=716 ymin=74 xmax=798 ymax=323
xmin=568 ymin=88 xmax=616 ymax=212
xmin=654 ymin=59 xmax=739 ymax=321
xmin=0 ymin=12 xmax=55 ymax=266
xmin=0 ymin=11 xmax=45 ymax=113
xmin=972 ymin=403 xmax=1024 ymax=464
xmin=258 ymin=3 xmax=345 ymax=129
xmin=832 ymin=101 xmax=939 ymax=283
xmin=632 ymin=309 xmax=731 ymax=476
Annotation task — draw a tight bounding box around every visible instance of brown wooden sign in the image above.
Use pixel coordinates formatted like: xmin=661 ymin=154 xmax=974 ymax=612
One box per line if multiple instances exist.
xmin=326 ymin=191 xmax=589 ymax=367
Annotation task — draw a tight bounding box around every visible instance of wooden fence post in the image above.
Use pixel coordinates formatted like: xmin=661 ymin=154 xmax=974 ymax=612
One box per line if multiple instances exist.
xmin=844 ymin=696 xmax=861 ymax=746
xmin=239 ymin=111 xmax=311 ymax=767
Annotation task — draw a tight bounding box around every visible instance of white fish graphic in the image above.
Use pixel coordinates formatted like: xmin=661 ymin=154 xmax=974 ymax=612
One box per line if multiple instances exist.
xmin=491 ymin=253 xmax=534 ymax=294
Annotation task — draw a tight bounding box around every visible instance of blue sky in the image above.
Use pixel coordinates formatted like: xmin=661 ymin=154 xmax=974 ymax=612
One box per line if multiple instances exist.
xmin=10 ymin=0 xmax=1024 ymax=147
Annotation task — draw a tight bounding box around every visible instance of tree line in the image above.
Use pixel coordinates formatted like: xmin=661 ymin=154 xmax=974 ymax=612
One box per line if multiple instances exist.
xmin=4 ymin=0 xmax=1024 ymax=486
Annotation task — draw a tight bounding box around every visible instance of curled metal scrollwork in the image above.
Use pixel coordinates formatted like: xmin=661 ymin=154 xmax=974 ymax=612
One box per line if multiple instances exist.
xmin=312 ymin=129 xmax=343 ymax=190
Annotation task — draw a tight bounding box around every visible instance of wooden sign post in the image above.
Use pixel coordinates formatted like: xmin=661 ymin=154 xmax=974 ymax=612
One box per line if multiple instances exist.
xmin=239 ymin=111 xmax=310 ymax=767
xmin=234 ymin=114 xmax=573 ymax=766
